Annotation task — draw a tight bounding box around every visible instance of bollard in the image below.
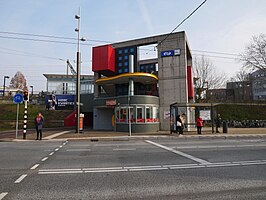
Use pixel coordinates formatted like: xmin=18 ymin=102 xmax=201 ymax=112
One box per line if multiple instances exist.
xmin=222 ymin=121 xmax=228 ymax=133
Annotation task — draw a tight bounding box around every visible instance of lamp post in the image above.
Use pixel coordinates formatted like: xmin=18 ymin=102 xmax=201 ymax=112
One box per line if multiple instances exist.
xmin=3 ymin=76 xmax=9 ymax=96
xmin=74 ymin=10 xmax=86 ymax=134
xmin=30 ymin=85 xmax=33 ymax=99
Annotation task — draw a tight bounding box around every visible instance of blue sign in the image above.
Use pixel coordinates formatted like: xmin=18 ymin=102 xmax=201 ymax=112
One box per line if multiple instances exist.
xmin=13 ymin=93 xmax=24 ymax=104
xmin=161 ymin=49 xmax=181 ymax=57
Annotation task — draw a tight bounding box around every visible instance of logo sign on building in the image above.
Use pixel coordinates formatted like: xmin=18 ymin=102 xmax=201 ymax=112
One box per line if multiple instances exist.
xmin=45 ymin=94 xmax=75 ymax=110
xmin=160 ymin=49 xmax=181 ymax=57
xmin=106 ymin=99 xmax=116 ymax=106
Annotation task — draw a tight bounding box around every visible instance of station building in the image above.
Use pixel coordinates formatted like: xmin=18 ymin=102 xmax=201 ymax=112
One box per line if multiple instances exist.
xmin=92 ymin=31 xmax=194 ymax=132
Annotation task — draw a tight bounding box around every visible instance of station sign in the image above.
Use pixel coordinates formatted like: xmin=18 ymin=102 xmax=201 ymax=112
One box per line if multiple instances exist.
xmin=160 ymin=49 xmax=181 ymax=57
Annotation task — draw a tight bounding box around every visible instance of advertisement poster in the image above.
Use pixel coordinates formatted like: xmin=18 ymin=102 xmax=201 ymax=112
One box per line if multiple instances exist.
xmin=200 ymin=110 xmax=211 ymax=120
xmin=45 ymin=94 xmax=75 ymax=110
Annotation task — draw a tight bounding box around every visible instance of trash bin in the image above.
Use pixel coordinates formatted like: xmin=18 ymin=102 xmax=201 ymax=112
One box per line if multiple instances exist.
xmin=222 ymin=121 xmax=228 ymax=133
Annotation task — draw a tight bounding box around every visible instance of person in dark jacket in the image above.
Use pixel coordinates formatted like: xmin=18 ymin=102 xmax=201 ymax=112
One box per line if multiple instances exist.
xmin=34 ymin=112 xmax=44 ymax=140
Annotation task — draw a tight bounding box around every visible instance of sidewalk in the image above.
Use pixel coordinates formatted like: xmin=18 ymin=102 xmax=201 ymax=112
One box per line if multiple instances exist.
xmin=55 ymin=127 xmax=266 ymax=141
xmin=1 ymin=128 xmax=266 ymax=142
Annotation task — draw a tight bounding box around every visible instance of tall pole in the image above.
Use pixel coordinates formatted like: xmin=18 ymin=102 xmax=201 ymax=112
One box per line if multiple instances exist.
xmin=3 ymin=76 xmax=9 ymax=96
xmin=75 ymin=9 xmax=81 ymax=134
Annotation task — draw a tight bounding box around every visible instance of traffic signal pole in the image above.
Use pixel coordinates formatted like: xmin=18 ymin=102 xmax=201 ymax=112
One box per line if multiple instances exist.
xmin=23 ymin=100 xmax=27 ymax=139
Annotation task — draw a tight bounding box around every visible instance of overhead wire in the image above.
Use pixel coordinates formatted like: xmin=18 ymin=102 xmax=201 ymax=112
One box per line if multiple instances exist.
xmin=156 ymin=0 xmax=208 ymax=47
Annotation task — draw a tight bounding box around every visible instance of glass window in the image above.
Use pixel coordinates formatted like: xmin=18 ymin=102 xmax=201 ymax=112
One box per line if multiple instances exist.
xmin=118 ymin=62 xmax=122 ymax=67
xmin=128 ymin=107 xmax=134 ymax=123
xmin=124 ymin=61 xmax=128 ymax=66
xmin=137 ymin=107 xmax=144 ymax=123
xmin=124 ymin=49 xmax=128 ymax=53
xmin=124 ymin=55 xmax=128 ymax=60
xmin=130 ymin=48 xmax=134 ymax=53
xmin=120 ymin=107 xmax=127 ymax=122
xmin=124 ymin=68 xmax=129 ymax=73
xmin=118 ymin=49 xmax=123 ymax=54
xmin=146 ymin=106 xmax=153 ymax=122
xmin=118 ymin=56 xmax=122 ymax=61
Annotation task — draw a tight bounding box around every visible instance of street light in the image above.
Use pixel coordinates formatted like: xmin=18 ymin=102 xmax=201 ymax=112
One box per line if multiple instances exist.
xmin=3 ymin=76 xmax=9 ymax=96
xmin=30 ymin=85 xmax=33 ymax=98
xmin=74 ymin=9 xmax=86 ymax=134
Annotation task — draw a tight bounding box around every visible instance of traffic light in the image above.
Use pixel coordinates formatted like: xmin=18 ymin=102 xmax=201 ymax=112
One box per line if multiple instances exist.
xmin=23 ymin=91 xmax=29 ymax=101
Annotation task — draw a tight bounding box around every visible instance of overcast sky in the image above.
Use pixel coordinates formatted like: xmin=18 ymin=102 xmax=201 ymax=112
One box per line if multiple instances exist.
xmin=0 ymin=0 xmax=265 ymax=91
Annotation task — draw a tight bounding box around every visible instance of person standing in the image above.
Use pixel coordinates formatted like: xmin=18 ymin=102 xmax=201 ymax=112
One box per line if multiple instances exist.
xmin=180 ymin=113 xmax=186 ymax=135
xmin=216 ymin=114 xmax=222 ymax=133
xmin=196 ymin=116 xmax=203 ymax=134
xmin=176 ymin=115 xmax=183 ymax=135
xmin=34 ymin=112 xmax=44 ymax=140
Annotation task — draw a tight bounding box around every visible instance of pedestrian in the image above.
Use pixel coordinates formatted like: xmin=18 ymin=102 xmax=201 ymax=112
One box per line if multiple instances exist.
xmin=34 ymin=112 xmax=44 ymax=140
xmin=180 ymin=113 xmax=186 ymax=134
xmin=196 ymin=116 xmax=203 ymax=134
xmin=216 ymin=114 xmax=222 ymax=133
xmin=176 ymin=115 xmax=183 ymax=135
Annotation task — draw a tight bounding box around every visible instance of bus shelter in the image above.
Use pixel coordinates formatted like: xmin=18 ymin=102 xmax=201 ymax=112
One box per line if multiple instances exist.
xmin=170 ymin=102 xmax=221 ymax=134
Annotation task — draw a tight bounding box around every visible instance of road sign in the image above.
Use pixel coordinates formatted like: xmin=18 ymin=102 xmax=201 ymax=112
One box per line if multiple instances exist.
xmin=13 ymin=93 xmax=24 ymax=104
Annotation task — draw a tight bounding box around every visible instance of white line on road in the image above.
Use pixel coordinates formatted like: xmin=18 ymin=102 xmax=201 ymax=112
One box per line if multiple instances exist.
xmin=14 ymin=174 xmax=27 ymax=183
xmin=41 ymin=157 xmax=48 ymax=162
xmin=37 ymin=160 xmax=266 ymax=175
xmin=113 ymin=148 xmax=136 ymax=151
xmin=39 ymin=171 xmax=83 ymax=174
xmin=49 ymin=152 xmax=54 ymax=156
xmin=66 ymin=149 xmax=91 ymax=152
xmin=145 ymin=140 xmax=211 ymax=165
xmin=30 ymin=164 xmax=40 ymax=170
xmin=55 ymin=148 xmax=59 ymax=151
xmin=43 ymin=131 xmax=70 ymax=140
xmin=0 ymin=193 xmax=8 ymax=200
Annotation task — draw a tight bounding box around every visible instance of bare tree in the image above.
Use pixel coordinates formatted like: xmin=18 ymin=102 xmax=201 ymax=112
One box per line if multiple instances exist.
xmin=193 ymin=55 xmax=227 ymax=102
xmin=230 ymin=68 xmax=251 ymax=82
xmin=9 ymin=71 xmax=28 ymax=91
xmin=240 ymin=34 xmax=266 ymax=72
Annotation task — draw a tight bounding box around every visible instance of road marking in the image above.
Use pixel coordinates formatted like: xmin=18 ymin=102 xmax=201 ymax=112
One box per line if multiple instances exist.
xmin=145 ymin=140 xmax=211 ymax=165
xmin=66 ymin=149 xmax=91 ymax=152
xmin=55 ymin=148 xmax=59 ymax=151
xmin=59 ymin=145 xmax=63 ymax=148
xmin=113 ymin=148 xmax=136 ymax=151
xmin=39 ymin=171 xmax=83 ymax=174
xmin=41 ymin=157 xmax=48 ymax=162
xmin=38 ymin=160 xmax=266 ymax=175
xmin=14 ymin=174 xmax=27 ymax=183
xmin=30 ymin=164 xmax=40 ymax=170
xmin=0 ymin=193 xmax=8 ymax=200
xmin=49 ymin=152 xmax=54 ymax=156
xmin=43 ymin=131 xmax=70 ymax=140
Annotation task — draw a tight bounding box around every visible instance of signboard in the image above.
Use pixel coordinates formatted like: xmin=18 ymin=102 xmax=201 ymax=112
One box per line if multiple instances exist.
xmin=106 ymin=99 xmax=116 ymax=106
xmin=45 ymin=94 xmax=75 ymax=110
xmin=164 ymin=111 xmax=170 ymax=120
xmin=13 ymin=93 xmax=24 ymax=104
xmin=200 ymin=110 xmax=211 ymax=120
xmin=161 ymin=49 xmax=181 ymax=57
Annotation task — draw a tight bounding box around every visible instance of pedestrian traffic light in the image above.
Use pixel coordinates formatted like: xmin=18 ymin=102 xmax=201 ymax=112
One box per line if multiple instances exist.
xmin=23 ymin=91 xmax=29 ymax=101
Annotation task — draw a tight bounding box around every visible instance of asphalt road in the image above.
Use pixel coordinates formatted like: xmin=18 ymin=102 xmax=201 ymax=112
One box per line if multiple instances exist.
xmin=1 ymin=137 xmax=266 ymax=199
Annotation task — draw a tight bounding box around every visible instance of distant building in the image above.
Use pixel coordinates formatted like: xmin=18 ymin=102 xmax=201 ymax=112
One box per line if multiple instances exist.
xmin=251 ymin=69 xmax=266 ymax=100
xmin=43 ymin=74 xmax=94 ymax=94
xmin=226 ymin=81 xmax=252 ymax=102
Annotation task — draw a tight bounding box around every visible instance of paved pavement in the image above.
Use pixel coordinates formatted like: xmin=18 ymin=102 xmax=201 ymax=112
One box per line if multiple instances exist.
xmin=0 ymin=127 xmax=266 ymax=142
